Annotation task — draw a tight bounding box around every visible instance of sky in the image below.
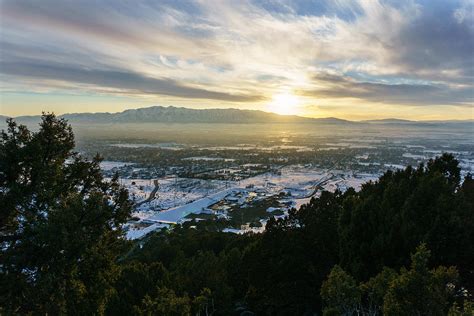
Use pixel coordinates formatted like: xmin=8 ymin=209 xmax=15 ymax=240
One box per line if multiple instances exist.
xmin=0 ymin=0 xmax=473 ymax=120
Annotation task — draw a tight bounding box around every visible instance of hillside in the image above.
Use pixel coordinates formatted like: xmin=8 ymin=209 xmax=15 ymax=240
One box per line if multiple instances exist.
xmin=1 ymin=106 xmax=472 ymax=126
xmin=1 ymin=106 xmax=351 ymax=124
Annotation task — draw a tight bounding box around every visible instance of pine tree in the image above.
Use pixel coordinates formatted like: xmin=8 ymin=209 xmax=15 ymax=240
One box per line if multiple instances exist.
xmin=0 ymin=114 xmax=132 ymax=314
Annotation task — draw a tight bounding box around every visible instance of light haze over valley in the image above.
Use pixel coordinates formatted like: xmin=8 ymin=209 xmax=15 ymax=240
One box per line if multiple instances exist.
xmin=1 ymin=1 xmax=473 ymax=315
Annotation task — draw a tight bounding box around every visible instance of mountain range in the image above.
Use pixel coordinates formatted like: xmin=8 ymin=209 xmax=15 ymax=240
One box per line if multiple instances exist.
xmin=1 ymin=106 xmax=472 ymax=126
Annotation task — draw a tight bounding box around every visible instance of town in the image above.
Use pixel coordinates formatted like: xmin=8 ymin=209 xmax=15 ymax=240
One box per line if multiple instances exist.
xmin=89 ymin=128 xmax=473 ymax=240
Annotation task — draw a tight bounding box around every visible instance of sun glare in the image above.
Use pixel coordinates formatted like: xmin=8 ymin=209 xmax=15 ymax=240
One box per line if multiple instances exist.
xmin=268 ymin=92 xmax=300 ymax=115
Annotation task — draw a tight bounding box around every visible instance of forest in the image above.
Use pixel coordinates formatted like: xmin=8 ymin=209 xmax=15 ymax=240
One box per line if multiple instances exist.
xmin=1 ymin=114 xmax=473 ymax=315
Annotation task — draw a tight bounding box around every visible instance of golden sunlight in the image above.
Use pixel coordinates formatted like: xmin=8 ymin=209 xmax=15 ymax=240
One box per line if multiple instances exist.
xmin=268 ymin=92 xmax=300 ymax=115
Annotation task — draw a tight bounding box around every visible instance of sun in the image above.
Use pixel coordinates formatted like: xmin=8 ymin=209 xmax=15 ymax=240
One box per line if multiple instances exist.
xmin=268 ymin=92 xmax=300 ymax=115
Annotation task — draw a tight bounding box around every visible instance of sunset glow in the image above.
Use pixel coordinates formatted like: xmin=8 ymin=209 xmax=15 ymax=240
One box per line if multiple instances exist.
xmin=0 ymin=0 xmax=472 ymax=120
xmin=268 ymin=92 xmax=300 ymax=116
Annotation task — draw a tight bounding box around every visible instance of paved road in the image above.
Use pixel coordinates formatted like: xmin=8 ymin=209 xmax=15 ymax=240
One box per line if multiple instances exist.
xmin=135 ymin=179 xmax=159 ymax=207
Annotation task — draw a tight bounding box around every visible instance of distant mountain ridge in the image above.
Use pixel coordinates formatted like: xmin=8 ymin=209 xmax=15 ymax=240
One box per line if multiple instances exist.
xmin=1 ymin=106 xmax=472 ymax=125
xmin=1 ymin=106 xmax=351 ymax=124
xmin=362 ymin=118 xmax=414 ymax=124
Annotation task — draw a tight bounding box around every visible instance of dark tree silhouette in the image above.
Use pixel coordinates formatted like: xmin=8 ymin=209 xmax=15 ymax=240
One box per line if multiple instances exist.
xmin=0 ymin=114 xmax=132 ymax=314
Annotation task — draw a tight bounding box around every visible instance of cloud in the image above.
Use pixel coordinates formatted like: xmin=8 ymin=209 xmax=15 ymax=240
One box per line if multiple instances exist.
xmin=0 ymin=0 xmax=472 ymax=115
xmin=299 ymin=72 xmax=473 ymax=106
xmin=0 ymin=60 xmax=263 ymax=102
xmin=388 ymin=0 xmax=474 ymax=80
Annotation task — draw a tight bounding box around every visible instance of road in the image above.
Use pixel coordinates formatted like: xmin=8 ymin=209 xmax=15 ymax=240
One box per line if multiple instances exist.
xmin=135 ymin=179 xmax=159 ymax=207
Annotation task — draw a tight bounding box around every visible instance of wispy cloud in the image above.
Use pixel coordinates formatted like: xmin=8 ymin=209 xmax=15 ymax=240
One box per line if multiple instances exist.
xmin=0 ymin=59 xmax=263 ymax=102
xmin=0 ymin=0 xmax=472 ymax=118
xmin=299 ymin=72 xmax=473 ymax=106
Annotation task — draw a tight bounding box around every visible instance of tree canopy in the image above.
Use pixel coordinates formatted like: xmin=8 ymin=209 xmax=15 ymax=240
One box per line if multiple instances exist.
xmin=1 ymin=115 xmax=472 ymax=315
xmin=0 ymin=114 xmax=132 ymax=314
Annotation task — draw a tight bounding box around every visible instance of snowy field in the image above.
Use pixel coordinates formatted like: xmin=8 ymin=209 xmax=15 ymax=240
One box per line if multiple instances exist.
xmin=123 ymin=165 xmax=381 ymax=239
xmin=99 ymin=161 xmax=134 ymax=170
xmin=110 ymin=143 xmax=184 ymax=150
xmin=99 ymin=138 xmax=473 ymax=240
xmin=119 ymin=177 xmax=230 ymax=218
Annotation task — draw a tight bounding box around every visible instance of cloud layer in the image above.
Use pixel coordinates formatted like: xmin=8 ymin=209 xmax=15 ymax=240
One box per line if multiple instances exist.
xmin=0 ymin=0 xmax=473 ymax=118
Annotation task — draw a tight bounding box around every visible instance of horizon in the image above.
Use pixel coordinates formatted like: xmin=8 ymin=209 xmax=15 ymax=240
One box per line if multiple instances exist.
xmin=1 ymin=0 xmax=473 ymax=120
xmin=2 ymin=3 xmax=473 ymax=313
xmin=2 ymin=104 xmax=474 ymax=123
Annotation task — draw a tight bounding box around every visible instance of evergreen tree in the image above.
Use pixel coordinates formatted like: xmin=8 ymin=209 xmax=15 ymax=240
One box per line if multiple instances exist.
xmin=321 ymin=244 xmax=461 ymax=316
xmin=338 ymin=154 xmax=473 ymax=281
xmin=320 ymin=265 xmax=361 ymax=315
xmin=383 ymin=244 xmax=458 ymax=316
xmin=1 ymin=116 xmax=471 ymax=315
xmin=359 ymin=267 xmax=397 ymax=315
xmin=135 ymin=287 xmax=192 ymax=316
xmin=0 ymin=114 xmax=132 ymax=314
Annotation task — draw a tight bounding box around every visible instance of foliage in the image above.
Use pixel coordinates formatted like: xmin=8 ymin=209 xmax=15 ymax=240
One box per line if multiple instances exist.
xmin=321 ymin=265 xmax=361 ymax=315
xmin=383 ymin=244 xmax=459 ymax=315
xmin=359 ymin=267 xmax=397 ymax=315
xmin=1 ymin=116 xmax=472 ymax=315
xmin=136 ymin=287 xmax=192 ymax=316
xmin=448 ymin=301 xmax=474 ymax=316
xmin=338 ymin=154 xmax=473 ymax=284
xmin=321 ymin=244 xmax=461 ymax=316
xmin=0 ymin=114 xmax=132 ymax=314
